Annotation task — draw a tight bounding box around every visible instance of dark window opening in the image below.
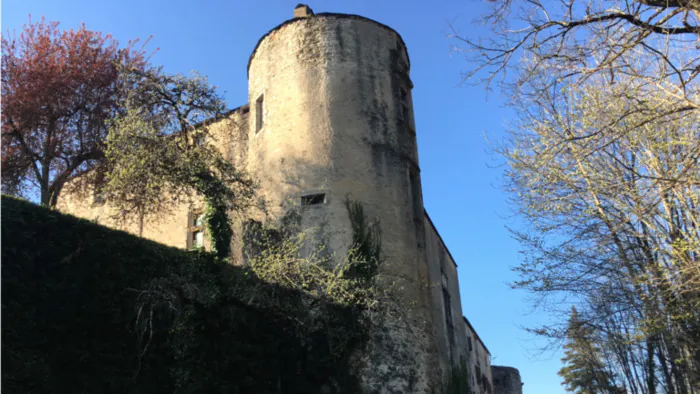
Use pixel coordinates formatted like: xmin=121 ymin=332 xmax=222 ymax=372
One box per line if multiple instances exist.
xmin=192 ymin=230 xmax=204 ymax=248
xmin=301 ymin=193 xmax=326 ymax=206
xmin=255 ymin=94 xmax=264 ymax=132
xmin=467 ymin=336 xmax=473 ymax=352
xmin=443 ymin=286 xmax=454 ymax=346
xmin=409 ymin=169 xmax=422 ymax=219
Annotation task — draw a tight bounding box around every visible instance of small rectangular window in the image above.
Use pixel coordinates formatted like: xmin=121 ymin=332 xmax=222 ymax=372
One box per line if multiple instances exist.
xmin=301 ymin=193 xmax=326 ymax=206
xmin=255 ymin=94 xmax=264 ymax=132
xmin=187 ymin=209 xmax=205 ymax=249
xmin=193 ymin=230 xmax=204 ymax=248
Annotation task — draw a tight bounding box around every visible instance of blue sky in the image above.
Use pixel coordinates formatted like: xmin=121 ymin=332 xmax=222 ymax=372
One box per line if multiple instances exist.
xmin=2 ymin=1 xmax=566 ymax=392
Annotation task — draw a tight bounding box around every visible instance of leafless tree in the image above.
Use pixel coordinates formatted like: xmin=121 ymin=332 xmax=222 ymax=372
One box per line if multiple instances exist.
xmin=455 ymin=0 xmax=699 ymax=389
xmin=493 ymin=73 xmax=698 ymax=392
xmin=454 ymin=0 xmax=699 ymax=111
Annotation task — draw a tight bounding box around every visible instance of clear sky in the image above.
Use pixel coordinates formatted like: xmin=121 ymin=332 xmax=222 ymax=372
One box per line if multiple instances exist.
xmin=2 ymin=1 xmax=566 ymax=392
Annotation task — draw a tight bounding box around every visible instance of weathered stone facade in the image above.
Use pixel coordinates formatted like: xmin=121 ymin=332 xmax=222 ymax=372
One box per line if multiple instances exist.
xmin=59 ymin=5 xmax=521 ymax=393
xmin=492 ymin=366 xmax=524 ymax=394
xmin=59 ymin=107 xmax=250 ymax=252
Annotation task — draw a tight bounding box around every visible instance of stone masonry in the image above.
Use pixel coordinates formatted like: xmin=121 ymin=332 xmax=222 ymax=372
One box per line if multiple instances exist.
xmin=59 ymin=5 xmax=522 ymax=393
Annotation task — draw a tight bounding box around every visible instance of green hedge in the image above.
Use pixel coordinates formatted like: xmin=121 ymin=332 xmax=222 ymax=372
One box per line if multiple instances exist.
xmin=1 ymin=196 xmax=360 ymax=393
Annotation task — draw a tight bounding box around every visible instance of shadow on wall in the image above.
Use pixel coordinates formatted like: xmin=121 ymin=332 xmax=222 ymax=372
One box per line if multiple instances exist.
xmin=1 ymin=196 xmax=366 ymax=394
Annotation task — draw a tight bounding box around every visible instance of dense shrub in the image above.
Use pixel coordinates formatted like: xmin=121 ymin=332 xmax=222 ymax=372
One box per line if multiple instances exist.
xmin=1 ymin=196 xmax=367 ymax=393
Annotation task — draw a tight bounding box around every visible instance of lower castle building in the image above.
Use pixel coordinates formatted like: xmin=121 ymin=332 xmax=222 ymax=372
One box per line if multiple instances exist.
xmin=60 ymin=5 xmax=522 ymax=393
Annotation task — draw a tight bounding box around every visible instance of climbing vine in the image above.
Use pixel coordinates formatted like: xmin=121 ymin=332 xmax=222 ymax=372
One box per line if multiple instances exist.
xmin=101 ymin=67 xmax=258 ymax=259
xmin=445 ymin=358 xmax=473 ymax=394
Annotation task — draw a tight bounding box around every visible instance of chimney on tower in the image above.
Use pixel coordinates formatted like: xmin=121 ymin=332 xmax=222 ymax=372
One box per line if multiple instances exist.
xmin=294 ymin=4 xmax=314 ymax=18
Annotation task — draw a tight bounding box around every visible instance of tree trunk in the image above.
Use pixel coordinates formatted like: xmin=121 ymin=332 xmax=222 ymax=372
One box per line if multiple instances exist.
xmin=48 ymin=182 xmax=64 ymax=209
xmin=647 ymin=339 xmax=656 ymax=394
xmin=40 ymin=189 xmax=51 ymax=207
xmin=657 ymin=341 xmax=676 ymax=394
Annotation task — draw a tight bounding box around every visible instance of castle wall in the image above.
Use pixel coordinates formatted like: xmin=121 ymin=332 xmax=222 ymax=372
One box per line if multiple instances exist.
xmin=492 ymin=366 xmax=523 ymax=394
xmin=424 ymin=212 xmax=470 ymax=374
xmin=425 ymin=212 xmax=496 ymax=393
xmin=464 ymin=318 xmax=494 ymax=394
xmin=57 ymin=8 xmax=522 ymax=392
xmin=247 ymin=14 xmax=440 ymax=392
xmin=58 ymin=108 xmax=250 ymax=253
xmin=58 ymin=186 xmax=193 ymax=248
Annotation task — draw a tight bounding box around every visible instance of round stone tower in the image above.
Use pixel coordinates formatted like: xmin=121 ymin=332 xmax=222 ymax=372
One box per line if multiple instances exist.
xmin=247 ymin=5 xmax=439 ymax=391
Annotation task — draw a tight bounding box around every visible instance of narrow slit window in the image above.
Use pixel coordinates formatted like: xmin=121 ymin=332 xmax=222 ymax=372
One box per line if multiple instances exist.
xmin=255 ymin=94 xmax=264 ymax=132
xmin=442 ymin=286 xmax=454 ymax=346
xmin=301 ymin=193 xmax=326 ymax=206
xmin=409 ymin=169 xmax=421 ymax=219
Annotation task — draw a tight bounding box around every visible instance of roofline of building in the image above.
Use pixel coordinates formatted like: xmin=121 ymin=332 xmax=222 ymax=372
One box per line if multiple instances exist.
xmin=247 ymin=12 xmax=410 ymax=76
xmin=190 ymin=103 xmax=249 ymax=131
xmin=424 ymin=209 xmax=490 ymax=356
xmin=423 ymin=209 xmax=458 ymax=269
xmin=463 ymin=316 xmax=490 ymax=356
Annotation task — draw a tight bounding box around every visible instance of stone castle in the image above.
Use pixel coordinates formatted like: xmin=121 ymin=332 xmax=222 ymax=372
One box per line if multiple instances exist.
xmin=60 ymin=5 xmax=522 ymax=393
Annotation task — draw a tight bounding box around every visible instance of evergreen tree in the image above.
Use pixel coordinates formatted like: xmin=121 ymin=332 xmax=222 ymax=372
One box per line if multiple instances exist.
xmin=558 ymin=307 xmax=622 ymax=393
